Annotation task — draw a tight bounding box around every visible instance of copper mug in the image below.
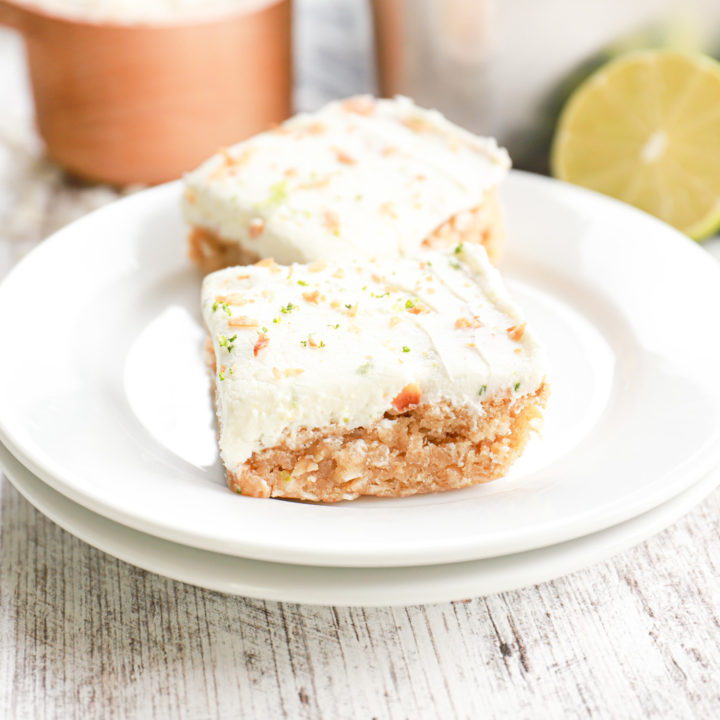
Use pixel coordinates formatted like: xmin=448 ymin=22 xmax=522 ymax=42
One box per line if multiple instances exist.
xmin=0 ymin=0 xmax=292 ymax=185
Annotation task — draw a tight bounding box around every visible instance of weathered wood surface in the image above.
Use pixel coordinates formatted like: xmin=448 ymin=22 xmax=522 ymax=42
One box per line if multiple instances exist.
xmin=3 ymin=476 xmax=720 ymax=719
xmin=2 ymin=3 xmax=720 ymax=717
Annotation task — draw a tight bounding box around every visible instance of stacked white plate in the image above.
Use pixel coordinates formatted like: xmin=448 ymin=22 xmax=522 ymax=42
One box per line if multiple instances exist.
xmin=1 ymin=172 xmax=719 ymax=606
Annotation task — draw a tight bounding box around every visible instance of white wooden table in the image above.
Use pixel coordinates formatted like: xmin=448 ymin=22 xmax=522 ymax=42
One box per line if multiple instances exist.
xmin=2 ymin=3 xmax=720 ymax=717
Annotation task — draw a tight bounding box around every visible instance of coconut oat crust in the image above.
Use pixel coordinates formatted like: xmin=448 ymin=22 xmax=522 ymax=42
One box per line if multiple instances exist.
xmin=227 ymin=385 xmax=548 ymax=502
xmin=188 ymin=226 xmax=262 ymax=274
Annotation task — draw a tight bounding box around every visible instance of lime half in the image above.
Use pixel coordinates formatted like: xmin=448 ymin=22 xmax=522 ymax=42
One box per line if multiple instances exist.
xmin=552 ymin=50 xmax=720 ymax=240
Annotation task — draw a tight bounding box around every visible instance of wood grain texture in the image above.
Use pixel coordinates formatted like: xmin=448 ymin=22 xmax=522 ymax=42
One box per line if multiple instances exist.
xmin=2 ymin=478 xmax=720 ymax=719
xmin=2 ymin=2 xmax=720 ymax=717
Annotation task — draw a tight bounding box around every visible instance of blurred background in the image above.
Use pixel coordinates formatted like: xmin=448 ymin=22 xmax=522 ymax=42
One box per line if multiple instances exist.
xmin=1 ymin=0 xmax=720 ymax=267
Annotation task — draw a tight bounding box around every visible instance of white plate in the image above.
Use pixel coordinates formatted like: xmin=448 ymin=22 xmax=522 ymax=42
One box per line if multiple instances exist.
xmin=0 ymin=172 xmax=719 ymax=567
xmin=1 ymin=440 xmax=718 ymax=606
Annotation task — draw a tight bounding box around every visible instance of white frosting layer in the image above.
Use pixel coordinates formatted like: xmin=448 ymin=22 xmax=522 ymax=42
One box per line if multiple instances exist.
xmin=202 ymin=244 xmax=546 ymax=471
xmin=184 ymin=96 xmax=510 ymax=263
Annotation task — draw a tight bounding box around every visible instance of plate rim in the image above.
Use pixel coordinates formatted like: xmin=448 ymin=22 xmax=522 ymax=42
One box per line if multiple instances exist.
xmin=1 ymin=439 xmax=718 ymax=606
xmin=1 ymin=171 xmax=720 ymax=567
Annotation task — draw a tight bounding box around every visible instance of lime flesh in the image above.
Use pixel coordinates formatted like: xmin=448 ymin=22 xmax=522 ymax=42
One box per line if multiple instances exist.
xmin=552 ymin=50 xmax=720 ymax=240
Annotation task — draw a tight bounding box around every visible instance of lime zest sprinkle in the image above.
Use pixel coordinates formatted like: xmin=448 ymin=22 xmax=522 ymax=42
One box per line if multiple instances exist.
xmin=218 ymin=334 xmax=237 ymax=352
xmin=257 ymin=180 xmax=289 ymax=210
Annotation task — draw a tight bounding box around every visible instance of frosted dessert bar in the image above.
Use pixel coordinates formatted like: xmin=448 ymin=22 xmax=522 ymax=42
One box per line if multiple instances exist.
xmin=185 ymin=96 xmax=510 ymax=272
xmin=202 ymin=244 xmax=548 ymax=502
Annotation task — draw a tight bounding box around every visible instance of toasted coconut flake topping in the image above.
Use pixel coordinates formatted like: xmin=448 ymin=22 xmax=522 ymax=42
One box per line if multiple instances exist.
xmin=507 ymin=323 xmax=526 ymax=341
xmin=455 ymin=316 xmax=483 ymax=329
xmin=299 ymin=175 xmax=331 ymax=190
xmin=341 ymin=95 xmax=376 ymax=115
xmin=215 ymin=293 xmax=252 ymax=306
xmin=253 ymin=333 xmax=269 ymax=356
xmin=248 ymin=218 xmax=265 ymax=238
xmin=402 ymin=116 xmax=430 ymax=133
xmin=392 ymin=383 xmax=422 ymax=412
xmin=408 ymin=305 xmax=429 ymax=315
xmin=229 ymin=316 xmax=259 ymax=328
xmin=323 ymin=210 xmax=341 ymax=236
xmin=254 ymin=258 xmax=281 ymax=273
xmin=333 ymin=147 xmax=357 ymax=165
